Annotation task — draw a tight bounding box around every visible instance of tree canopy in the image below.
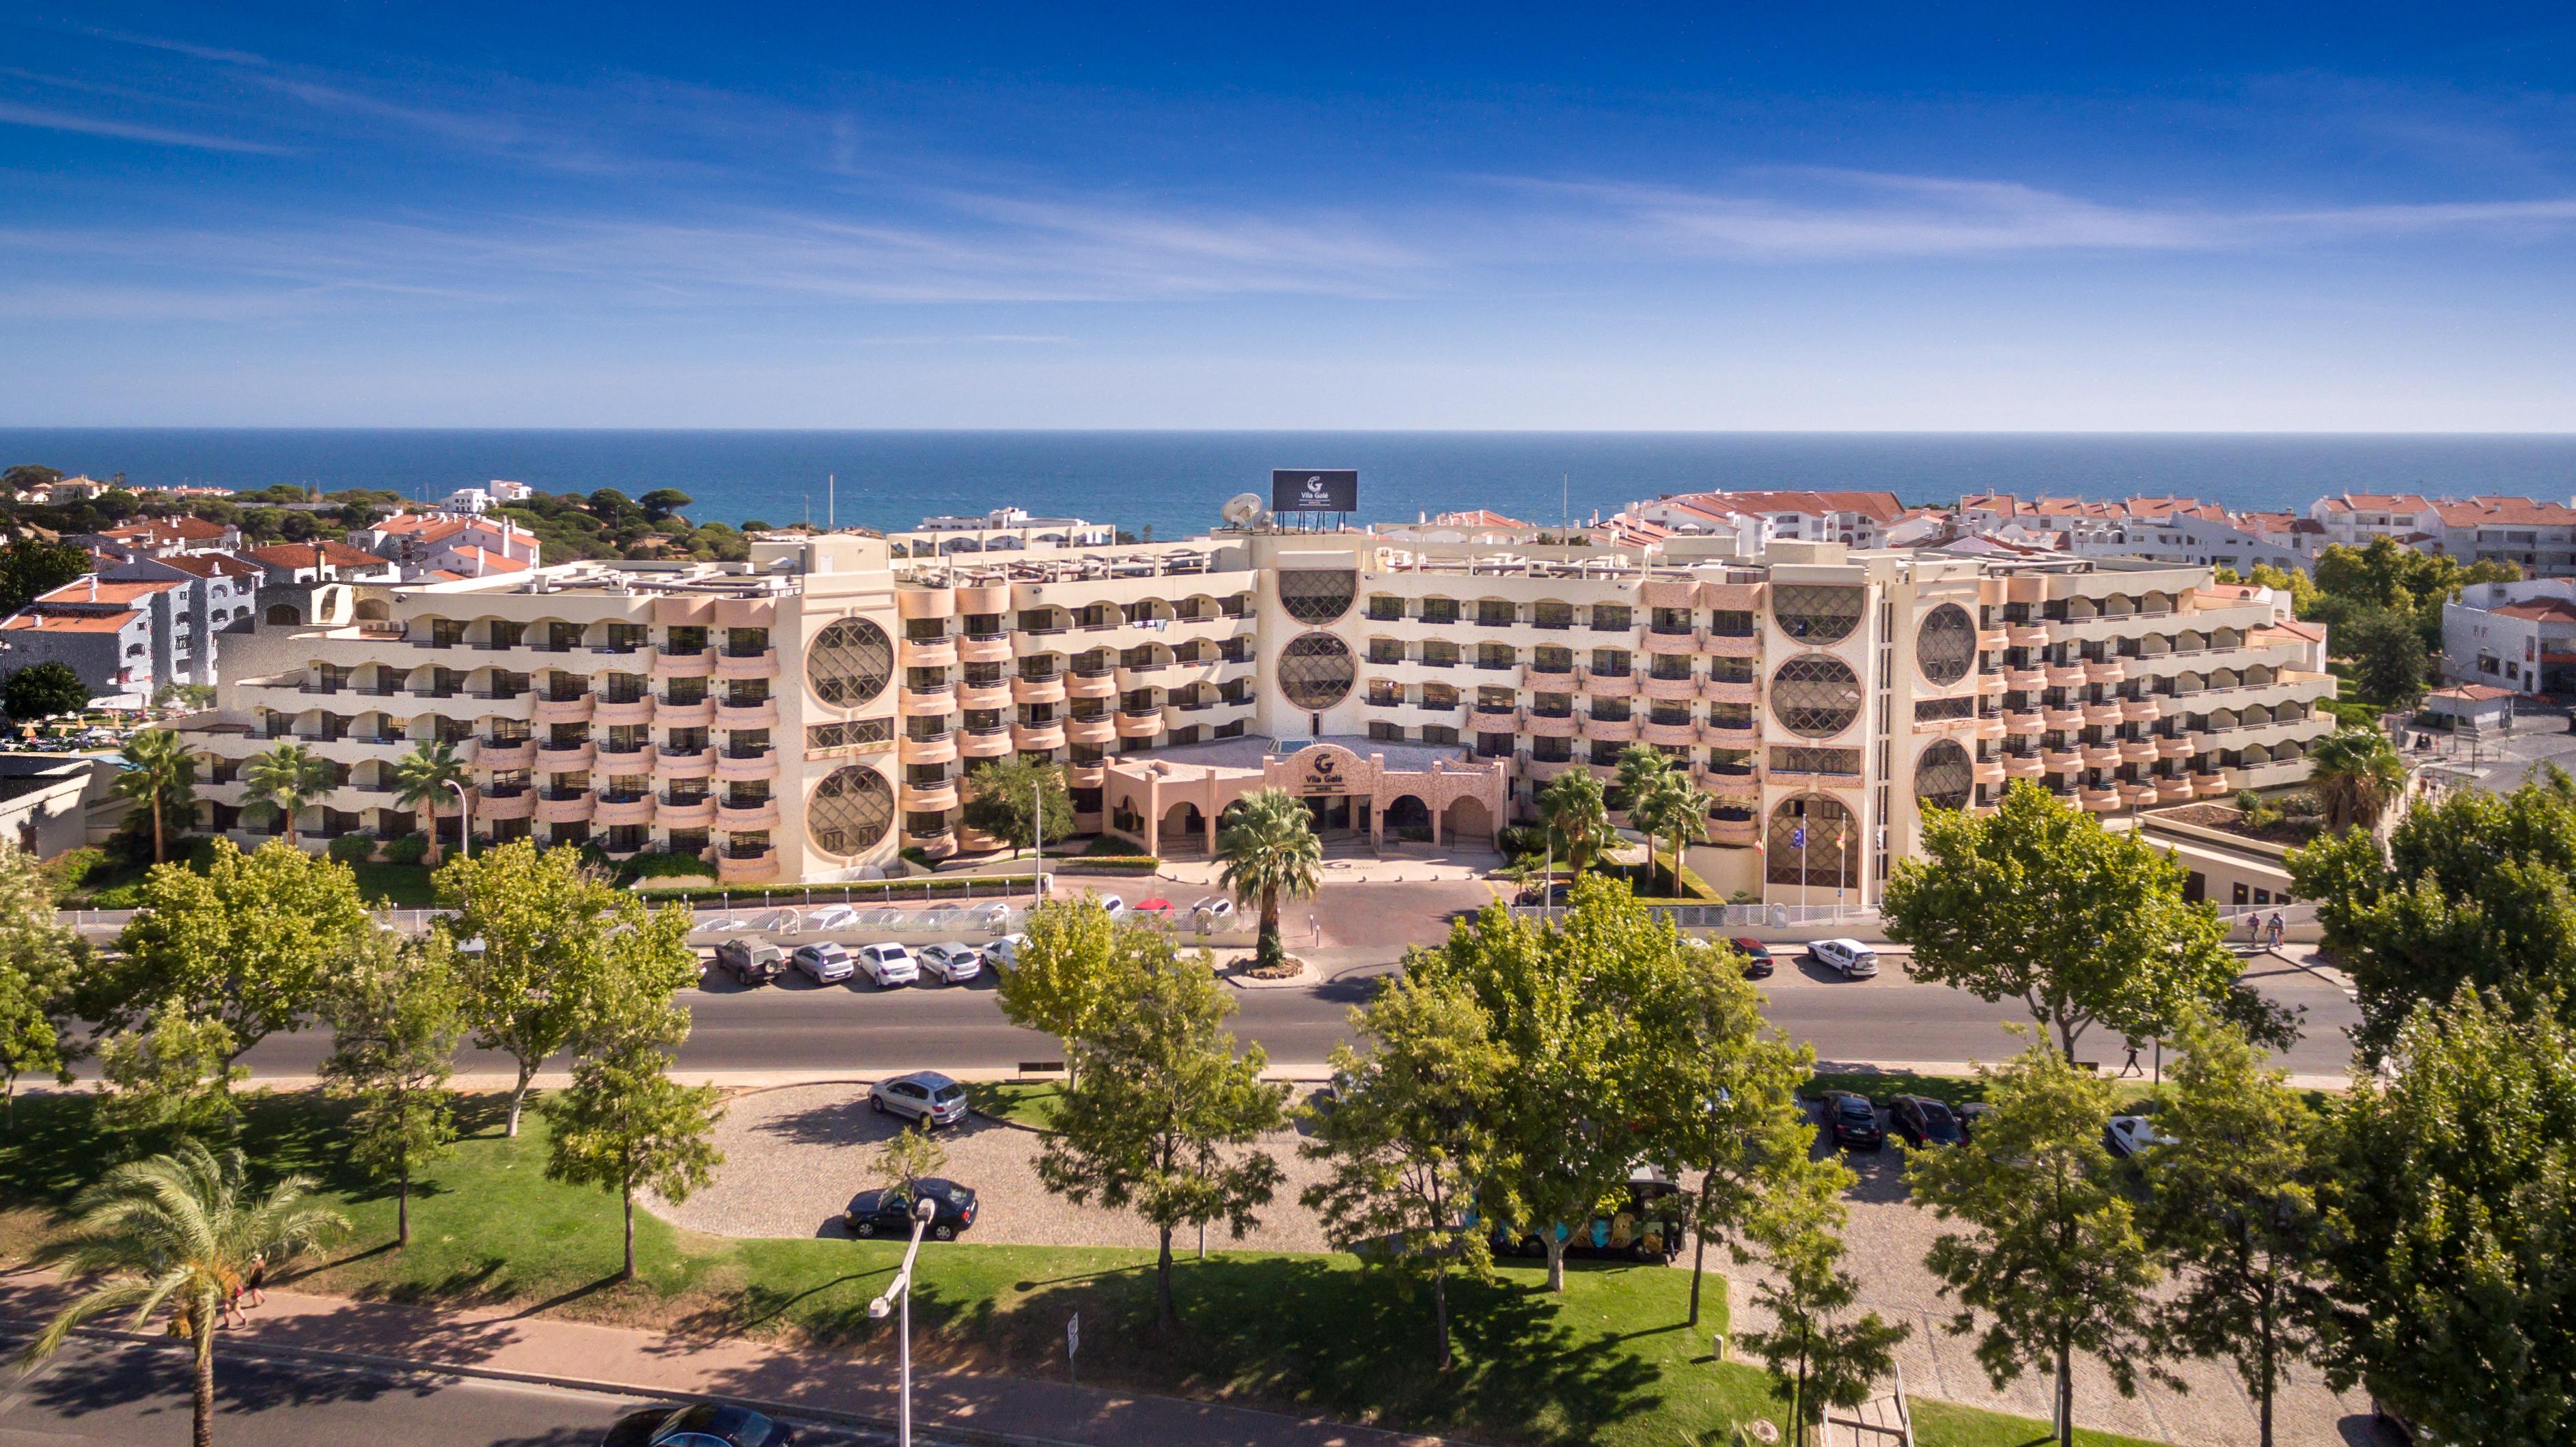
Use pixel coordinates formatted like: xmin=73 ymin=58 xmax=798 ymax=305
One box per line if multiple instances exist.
xmin=959 ymin=754 xmax=1075 ymax=855
xmin=3 ymin=662 xmax=89 ymax=721
xmin=103 ymin=838 xmax=370 ymax=1064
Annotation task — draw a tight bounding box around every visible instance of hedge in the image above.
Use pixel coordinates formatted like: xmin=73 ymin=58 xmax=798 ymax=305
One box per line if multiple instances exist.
xmin=628 ymin=874 xmax=1056 ymax=906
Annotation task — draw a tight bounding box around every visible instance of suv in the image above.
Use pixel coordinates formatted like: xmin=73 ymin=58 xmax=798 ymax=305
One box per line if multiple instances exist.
xmin=857 ymin=943 xmax=919 ymax=988
xmin=713 ymin=939 xmax=784 ymax=986
xmin=870 ymin=1069 xmax=970 ymax=1128
xmin=790 ymin=941 xmax=855 ymax=984
xmin=1888 ymin=1094 xmax=1964 ymax=1148
xmin=1809 ymin=938 xmax=1880 ymax=978
xmin=1821 ymin=1090 xmax=1883 ymax=1150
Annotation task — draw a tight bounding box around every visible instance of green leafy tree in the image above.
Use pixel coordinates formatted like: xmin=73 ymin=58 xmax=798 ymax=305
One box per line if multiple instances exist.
xmin=1905 ymin=1040 xmax=2168 ymax=1447
xmin=875 ymin=1122 xmax=948 ymax=1196
xmin=94 ymin=1000 xmax=245 ymax=1142
xmin=243 ymin=739 xmax=337 ymax=850
xmin=1536 ymin=767 xmax=1614 ymax=875
xmin=1299 ymin=971 xmax=1505 ymax=1370
xmin=390 ymin=738 xmax=469 ymax=866
xmin=2289 ymin=767 xmax=2576 ymax=1063
xmin=103 ymin=838 xmax=368 ymax=1069
xmin=542 ymin=1012 xmax=725 ymax=1282
xmin=959 ymin=754 xmax=1075 ymax=857
xmin=2318 ymin=989 xmax=2576 ymax=1444
xmin=320 ymin=933 xmax=462 ymax=1247
xmin=1629 ymin=935 xmax=1817 ymax=1328
xmin=1734 ymin=1159 xmax=1911 ymax=1442
xmin=1038 ymin=932 xmax=1290 ymax=1337
xmin=0 ymin=538 xmax=92 ymax=614
xmin=0 ymin=954 xmax=68 ymax=1130
xmin=1409 ymin=877 xmax=1650 ymax=1292
xmin=2303 ymin=726 xmax=2406 ymax=834
xmin=18 ymin=1140 xmax=348 ymax=1447
xmin=638 ymin=488 xmax=694 ymax=520
xmin=991 ymin=897 xmax=1123 ymax=1086
xmin=111 ymin=727 xmax=199 ymax=864
xmin=1216 ymin=786 xmax=1322 ymax=973
xmin=0 ymin=838 xmax=79 ymax=1129
xmin=436 ymin=840 xmax=699 ymax=1136
xmin=2340 ymin=607 xmax=2427 ymax=706
xmin=2139 ymin=1009 xmax=2327 ymax=1447
xmin=1 ymin=463 xmax=64 ymax=493
xmin=1884 ymin=780 xmax=2271 ymax=1060
xmin=1626 ymin=766 xmax=1715 ymax=896
xmin=4 ymin=661 xmax=90 ymax=721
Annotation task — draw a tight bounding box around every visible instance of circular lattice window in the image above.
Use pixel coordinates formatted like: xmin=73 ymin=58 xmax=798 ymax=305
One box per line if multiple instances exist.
xmin=1277 ymin=569 xmax=1358 ymax=625
xmin=806 ymin=617 xmax=894 ymax=707
xmin=807 ymin=764 xmax=895 ymax=855
xmin=1915 ymin=739 xmax=1973 ymax=812
xmin=1917 ymin=603 xmax=1976 ymax=687
xmin=1277 ymin=632 xmax=1355 ymax=710
xmin=1766 ymin=795 xmax=1859 ymax=886
xmin=1771 ymin=585 xmax=1866 ymax=645
xmin=1771 ymin=654 xmax=1863 ymax=737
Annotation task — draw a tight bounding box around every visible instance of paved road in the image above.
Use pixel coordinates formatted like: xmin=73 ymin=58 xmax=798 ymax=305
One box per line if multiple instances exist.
xmin=0 ymin=1338 xmax=885 ymax=1446
xmin=230 ymin=946 xmax=2359 ymax=1081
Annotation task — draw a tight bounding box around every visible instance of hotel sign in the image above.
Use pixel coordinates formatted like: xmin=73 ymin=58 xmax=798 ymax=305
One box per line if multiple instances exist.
xmin=1272 ymin=469 xmax=1359 ymax=512
xmin=1300 ymin=749 xmax=1345 ymax=795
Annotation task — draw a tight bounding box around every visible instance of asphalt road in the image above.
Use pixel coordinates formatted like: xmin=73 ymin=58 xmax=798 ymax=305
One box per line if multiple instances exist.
xmin=230 ymin=945 xmax=2362 ymax=1081
xmin=0 ymin=1338 xmax=883 ymax=1446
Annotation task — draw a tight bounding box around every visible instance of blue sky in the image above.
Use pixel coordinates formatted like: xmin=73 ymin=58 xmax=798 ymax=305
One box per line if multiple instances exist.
xmin=4 ymin=3 xmax=2575 ymax=429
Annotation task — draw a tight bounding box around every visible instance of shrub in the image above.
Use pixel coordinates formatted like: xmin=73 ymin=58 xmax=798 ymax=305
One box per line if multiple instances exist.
xmin=43 ymin=846 xmax=108 ymax=898
xmin=89 ymin=882 xmax=143 ymax=909
xmin=326 ymin=835 xmax=378 ymax=864
xmin=380 ymin=834 xmax=430 ymax=866
xmin=1496 ymin=824 xmax=1546 ymax=857
xmin=900 ymin=845 xmax=934 ymax=868
xmin=621 ymin=850 xmax=713 ymax=881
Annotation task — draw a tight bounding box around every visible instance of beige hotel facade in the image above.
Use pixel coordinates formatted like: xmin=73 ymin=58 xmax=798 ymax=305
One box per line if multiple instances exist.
xmin=182 ymin=523 xmax=2336 ymax=907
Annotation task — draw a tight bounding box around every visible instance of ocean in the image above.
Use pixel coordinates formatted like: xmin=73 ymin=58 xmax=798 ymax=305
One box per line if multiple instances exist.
xmin=3 ymin=430 xmax=2573 ymax=540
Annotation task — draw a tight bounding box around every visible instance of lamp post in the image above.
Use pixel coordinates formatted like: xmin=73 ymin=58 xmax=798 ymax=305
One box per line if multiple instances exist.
xmin=444 ymin=777 xmax=472 ymax=859
xmin=868 ymin=1195 xmax=940 ymax=1447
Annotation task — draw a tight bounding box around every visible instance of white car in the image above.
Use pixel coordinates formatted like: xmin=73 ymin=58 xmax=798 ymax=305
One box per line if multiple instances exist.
xmin=917 ymin=941 xmax=984 ymax=985
xmin=1093 ymin=894 xmax=1127 ymax=920
xmin=856 ymin=943 xmax=919 ymax=988
xmin=973 ymin=902 xmax=1014 ymax=931
xmin=986 ymin=933 xmax=1029 ymax=971
xmin=792 ymin=942 xmax=855 ymax=984
xmin=2104 ymin=1115 xmax=2176 ymax=1159
xmin=1191 ymin=897 xmax=1236 ymax=925
xmin=1809 ymin=938 xmax=1880 ymax=978
xmin=803 ymin=904 xmax=860 ymax=932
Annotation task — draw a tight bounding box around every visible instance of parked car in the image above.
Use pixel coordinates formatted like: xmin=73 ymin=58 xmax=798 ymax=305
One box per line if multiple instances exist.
xmin=712 ymin=939 xmax=785 ymax=986
xmin=1133 ymin=897 xmax=1174 ymax=918
xmin=843 ymin=1176 xmax=979 ymax=1241
xmin=1956 ymin=1101 xmax=1995 ymax=1142
xmin=2103 ymin=1114 xmax=2176 ymax=1159
xmin=1730 ymin=937 xmax=1776 ymax=979
xmin=916 ymin=941 xmax=984 ymax=984
xmin=602 ymin=1403 xmax=795 ymax=1446
xmin=802 ymin=904 xmax=859 ymax=932
xmin=1888 ymin=1094 xmax=1965 ymax=1148
xmin=1822 ymin=1090 xmax=1883 ymax=1150
xmin=1516 ymin=879 xmax=1573 ymax=907
xmin=1480 ymin=1165 xmax=1686 ymax=1263
xmin=1192 ymin=896 xmax=1236 ymax=925
xmin=1310 ymin=1069 xmax=1360 ymax=1114
xmin=971 ymin=902 xmax=1013 ymax=931
xmin=855 ymin=943 xmax=919 ymax=988
xmin=986 ymin=933 xmax=1029 ymax=971
xmin=790 ymin=942 xmax=855 ymax=984
xmin=1808 ymin=938 xmax=1881 ymax=978
xmin=1093 ymin=894 xmax=1128 ymax=920
xmin=870 ymin=1070 xmax=971 ymax=1129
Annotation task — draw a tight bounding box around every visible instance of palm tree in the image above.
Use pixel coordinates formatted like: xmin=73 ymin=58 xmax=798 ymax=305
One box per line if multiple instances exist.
xmin=1612 ymin=741 xmax=1672 ymax=805
xmin=391 ymin=739 xmax=469 ymax=866
xmin=1626 ymin=767 xmax=1717 ymax=897
xmin=2308 ymin=727 xmax=2408 ymax=833
xmin=111 ymin=728 xmax=197 ymax=864
xmin=19 ymin=1140 xmax=347 ymax=1447
xmin=1217 ymin=787 xmax=1322 ymax=971
xmin=1536 ymin=767 xmax=1614 ymax=875
xmin=243 ymin=741 xmax=336 ymax=851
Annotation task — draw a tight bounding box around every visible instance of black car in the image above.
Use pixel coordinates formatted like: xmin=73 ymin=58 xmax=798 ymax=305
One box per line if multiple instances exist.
xmin=603 ymin=1403 xmax=795 ymax=1446
xmin=1888 ymin=1094 xmax=1964 ymax=1148
xmin=1955 ymin=1102 xmax=1994 ymax=1142
xmin=844 ymin=1176 xmax=979 ymax=1241
xmin=1822 ymin=1090 xmax=1883 ymax=1150
xmin=1729 ymin=937 xmax=1776 ymax=979
xmin=1517 ymin=879 xmax=1574 ymax=907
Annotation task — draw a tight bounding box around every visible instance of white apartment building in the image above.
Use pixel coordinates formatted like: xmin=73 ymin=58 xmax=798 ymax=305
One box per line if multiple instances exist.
xmin=2442 ymin=577 xmax=2576 ymax=695
xmin=891 ymin=508 xmax=1119 ymax=556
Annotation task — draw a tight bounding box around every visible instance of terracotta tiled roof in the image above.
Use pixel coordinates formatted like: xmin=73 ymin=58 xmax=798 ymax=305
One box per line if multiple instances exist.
xmin=2431 ymin=683 xmax=2515 ymax=702
xmin=2316 ymin=493 xmax=2433 ymax=514
xmin=2492 ymin=598 xmax=2576 ymax=623
xmin=441 ymin=546 xmax=530 ymax=574
xmin=33 ymin=578 xmax=185 ymax=606
xmin=1430 ymin=509 xmax=1532 ymax=529
xmin=143 ymin=553 xmax=263 ymax=580
xmin=2430 ymin=497 xmax=2576 ymax=528
xmin=1 ymin=609 xmax=140 ymax=633
xmin=245 ymin=541 xmax=393 ymax=569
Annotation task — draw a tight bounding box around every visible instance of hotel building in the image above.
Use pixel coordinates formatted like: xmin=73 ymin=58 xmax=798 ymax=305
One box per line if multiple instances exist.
xmin=180 ymin=521 xmax=2336 ymax=907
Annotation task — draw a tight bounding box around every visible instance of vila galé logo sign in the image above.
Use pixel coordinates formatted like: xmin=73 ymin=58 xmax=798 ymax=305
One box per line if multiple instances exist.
xmin=1271 ymin=469 xmax=1358 ymax=512
xmin=1301 ymin=752 xmax=1342 ymax=794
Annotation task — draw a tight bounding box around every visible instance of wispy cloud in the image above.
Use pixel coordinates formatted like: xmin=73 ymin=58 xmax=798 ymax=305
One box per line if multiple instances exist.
xmin=0 ymin=99 xmax=290 ymax=154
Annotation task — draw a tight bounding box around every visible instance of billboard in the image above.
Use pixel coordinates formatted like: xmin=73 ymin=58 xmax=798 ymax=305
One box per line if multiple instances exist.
xmin=1272 ymin=469 xmax=1359 ymax=512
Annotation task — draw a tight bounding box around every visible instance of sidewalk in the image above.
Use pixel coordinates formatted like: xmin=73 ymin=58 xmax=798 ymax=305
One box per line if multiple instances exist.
xmin=0 ymin=1272 xmax=1453 ymax=1447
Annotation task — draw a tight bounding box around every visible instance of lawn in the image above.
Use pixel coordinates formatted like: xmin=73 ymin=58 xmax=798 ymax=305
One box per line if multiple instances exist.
xmin=0 ymin=1090 xmax=2160 ymax=1447
xmin=348 ymin=862 xmax=440 ymax=907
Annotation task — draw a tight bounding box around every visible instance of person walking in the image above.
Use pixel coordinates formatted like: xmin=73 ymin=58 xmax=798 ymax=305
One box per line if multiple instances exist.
xmin=2118 ymin=1041 xmax=2142 ymax=1078
xmin=2267 ymin=912 xmax=2285 ymax=950
xmin=221 ymin=1273 xmax=247 ymax=1329
xmin=244 ymin=1254 xmax=267 ymax=1309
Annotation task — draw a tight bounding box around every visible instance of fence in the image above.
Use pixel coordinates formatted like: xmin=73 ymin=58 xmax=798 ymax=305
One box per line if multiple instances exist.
xmin=1511 ymin=902 xmax=1881 ymax=931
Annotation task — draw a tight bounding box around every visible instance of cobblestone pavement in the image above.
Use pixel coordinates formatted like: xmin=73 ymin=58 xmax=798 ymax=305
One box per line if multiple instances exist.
xmin=657 ymin=1081 xmax=1341 ymax=1252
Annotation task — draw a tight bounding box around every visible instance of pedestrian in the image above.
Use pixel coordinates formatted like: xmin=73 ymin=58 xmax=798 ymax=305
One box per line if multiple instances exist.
xmin=2118 ymin=1042 xmax=2142 ymax=1078
xmin=2244 ymin=913 xmax=2261 ymax=946
xmin=221 ymin=1273 xmax=247 ymax=1329
xmin=244 ymin=1254 xmax=267 ymax=1308
xmin=2268 ymin=912 xmax=2285 ymax=950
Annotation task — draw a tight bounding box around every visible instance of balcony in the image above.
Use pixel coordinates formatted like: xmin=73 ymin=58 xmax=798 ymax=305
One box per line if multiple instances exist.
xmin=1014 ymin=721 xmax=1067 ymax=751
xmin=474 ymin=787 xmax=536 ymax=821
xmin=717 ymin=699 xmax=779 ymax=730
xmin=536 ymin=792 xmax=596 ymax=825
xmin=2191 ymin=772 xmax=2233 ymax=799
xmin=2118 ymin=739 xmax=2160 ymax=764
xmin=595 ymin=739 xmax=656 ymax=769
xmin=654 ymin=747 xmax=717 ymax=780
xmin=2083 ymin=703 xmax=2125 ymax=728
xmin=1641 ymin=674 xmax=1696 ymax=702
xmin=594 ymin=697 xmax=654 ymax=728
xmin=2040 ymin=748 xmax=2081 ymax=772
xmin=536 ymin=740 xmax=596 ymax=770
xmin=533 ymin=694 xmax=595 ymax=726
xmin=957 ymin=679 xmax=1012 ymax=710
xmin=958 ymin=633 xmax=1012 ymax=664
xmin=1116 ymin=710 xmax=1163 ymax=739
xmin=2085 ymin=660 xmax=2127 ymax=685
xmin=715 ymin=648 xmax=779 ymax=681
xmin=1707 ymin=817 xmax=1760 ymax=847
xmin=473 ymin=739 xmax=537 ymax=771
xmin=2156 ymin=777 xmax=2198 ymax=804
xmin=596 ymin=795 xmax=656 ymax=827
xmin=1642 ymin=630 xmax=1700 ymax=657
xmin=1704 ymin=632 xmax=1760 ymax=659
xmin=900 ymin=685 xmax=952 ymax=713
xmin=1013 ymin=675 xmax=1068 ymax=706
xmin=2157 ymin=735 xmax=2198 ymax=759
xmin=1066 ymin=671 xmax=1119 ymax=700
xmin=717 ymin=798 xmax=781 ymax=830
xmin=960 ymin=725 xmax=1014 ymax=758
xmin=2006 ymin=626 xmax=2049 ymax=648
xmin=2041 ymin=707 xmax=2086 ymax=730
xmin=656 ymin=795 xmax=716 ymax=828
xmin=2002 ymin=754 xmax=2045 ymax=780
xmin=901 ymin=780 xmax=960 ymax=812
xmin=1066 ymin=715 xmax=1118 ymax=746
xmin=899 ymin=732 xmax=960 ymax=765
xmin=899 ymin=637 xmax=958 ymax=670
xmin=1580 ymin=670 xmax=1637 ymax=698
xmin=1470 ymin=706 xmax=1519 ymax=732
xmin=1523 ymin=711 xmax=1578 ymax=739
xmin=652 ymin=648 xmax=716 ymax=680
xmin=1976 ymin=629 xmax=2011 ymax=652
xmin=717 ymin=848 xmax=781 ymax=884
xmin=1639 ymin=719 xmax=1698 ymax=747
xmin=1700 ymin=678 xmax=1759 ymax=706
xmin=2081 ymin=745 xmax=2123 ymax=769
xmin=717 ymin=748 xmax=779 ymax=782
xmin=2079 ymin=787 xmax=2122 ymax=812
xmin=656 ymin=697 xmax=715 ymax=729
xmin=1066 ymin=761 xmax=1106 ymax=789
xmin=1580 ymin=715 xmax=1638 ymax=743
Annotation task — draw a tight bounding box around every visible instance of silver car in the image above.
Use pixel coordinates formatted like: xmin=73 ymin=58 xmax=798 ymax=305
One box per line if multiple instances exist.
xmin=792 ymin=941 xmax=855 ymax=984
xmin=916 ymin=941 xmax=983 ymax=984
xmin=870 ymin=1070 xmax=970 ymax=1129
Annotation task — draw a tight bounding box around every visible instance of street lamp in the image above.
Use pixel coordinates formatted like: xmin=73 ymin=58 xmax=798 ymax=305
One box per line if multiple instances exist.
xmin=443 ymin=777 xmax=472 ymax=859
xmin=868 ymin=1194 xmax=940 ymax=1447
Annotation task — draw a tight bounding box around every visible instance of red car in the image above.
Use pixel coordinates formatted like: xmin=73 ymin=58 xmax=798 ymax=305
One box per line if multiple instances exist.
xmin=1730 ymin=938 xmax=1777 ymax=979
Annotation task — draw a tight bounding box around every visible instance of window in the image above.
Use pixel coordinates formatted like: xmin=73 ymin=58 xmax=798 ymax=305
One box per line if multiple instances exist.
xmin=1591 ymin=605 xmax=1631 ymax=632
xmin=1771 ymin=585 xmax=1866 ymax=644
xmin=1771 ymin=655 xmax=1864 ymax=736
xmin=807 ymin=618 xmax=895 ymax=706
xmin=807 ymin=765 xmax=896 ymax=855
xmin=807 ymin=718 xmax=893 ymax=752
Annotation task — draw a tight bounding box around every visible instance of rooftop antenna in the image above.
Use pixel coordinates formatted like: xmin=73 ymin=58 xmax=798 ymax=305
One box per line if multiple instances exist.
xmin=828 ymin=473 xmax=835 ymax=531
xmin=1562 ymin=473 xmax=1570 ymax=534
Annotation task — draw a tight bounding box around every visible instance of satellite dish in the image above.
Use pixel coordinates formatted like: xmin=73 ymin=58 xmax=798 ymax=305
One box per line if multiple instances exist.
xmin=1221 ymin=493 xmax=1265 ymax=527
